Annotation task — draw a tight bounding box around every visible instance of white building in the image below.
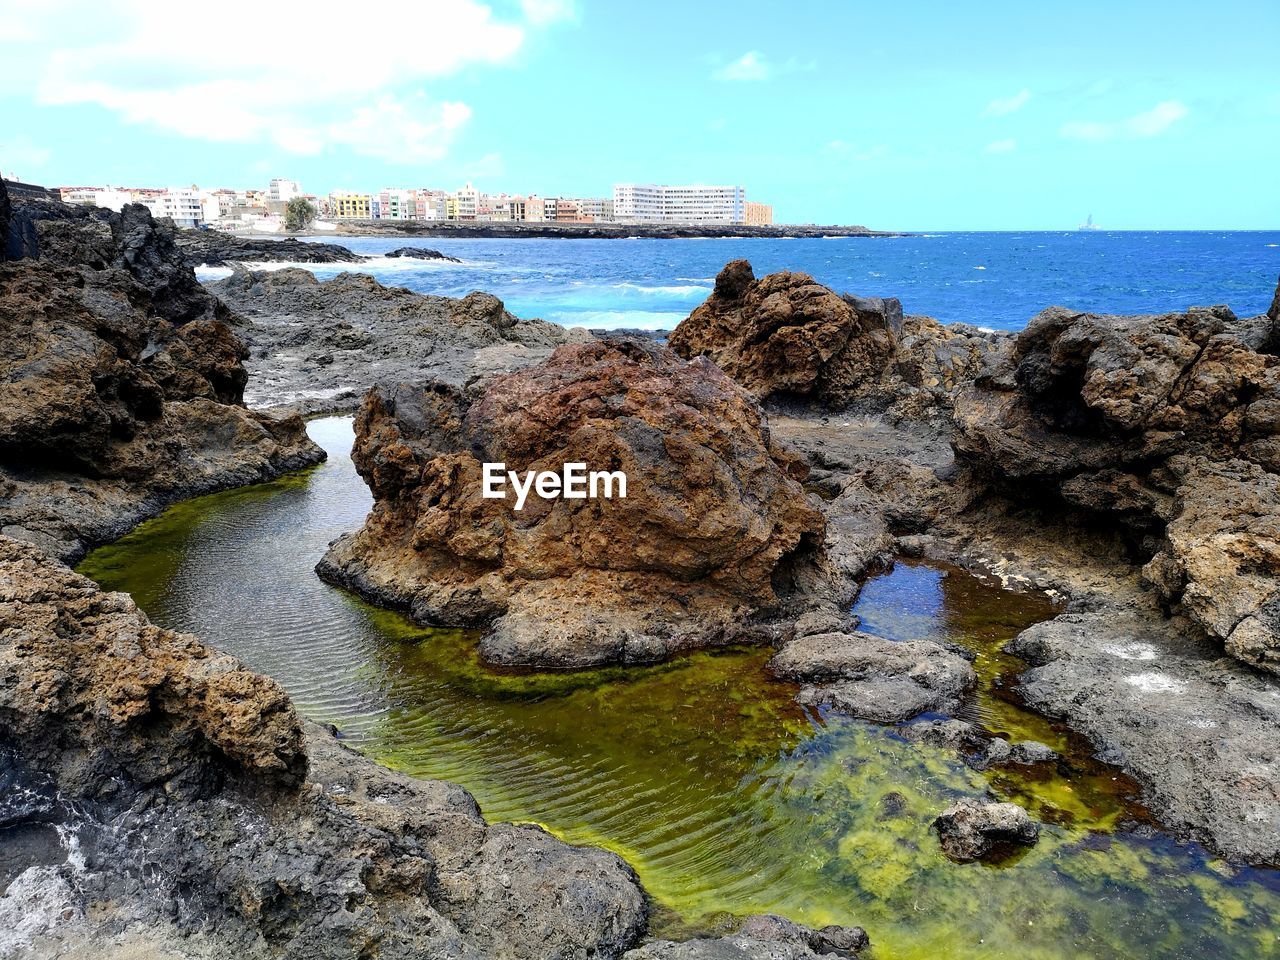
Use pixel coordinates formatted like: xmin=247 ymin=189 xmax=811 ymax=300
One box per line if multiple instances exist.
xmin=60 ymin=186 xmax=132 ymax=212
xmin=574 ymin=197 xmax=615 ymax=222
xmin=613 ymin=184 xmax=746 ymax=224
xmin=268 ymin=178 xmax=301 ymax=204
xmin=140 ymin=189 xmax=207 ymax=228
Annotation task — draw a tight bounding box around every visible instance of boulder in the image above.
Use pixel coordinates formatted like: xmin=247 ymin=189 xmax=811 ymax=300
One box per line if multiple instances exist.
xmin=767 ymin=631 xmax=976 ymax=722
xmin=385 ymin=245 xmax=462 ymax=262
xmin=0 ymin=535 xmax=649 ymax=959
xmin=669 ymin=260 xmax=1003 ymax=416
xmin=953 ymin=300 xmax=1280 ymax=673
xmin=318 ymin=338 xmax=827 ymax=668
xmin=932 ymin=799 xmax=1039 ymax=862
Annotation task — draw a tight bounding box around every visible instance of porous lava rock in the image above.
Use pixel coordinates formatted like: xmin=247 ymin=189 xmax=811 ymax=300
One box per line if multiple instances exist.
xmin=932 ymin=799 xmax=1039 ymax=862
xmin=954 ymin=296 xmax=1280 ymax=674
xmin=0 ymin=535 xmax=650 ymax=959
xmin=0 ymin=197 xmax=323 ymax=561
xmin=318 ymin=338 xmax=827 ymax=668
xmin=173 ymin=229 xmax=368 ymax=268
xmin=669 ymin=259 xmax=1001 ymax=416
xmin=625 ymin=914 xmax=869 ymax=958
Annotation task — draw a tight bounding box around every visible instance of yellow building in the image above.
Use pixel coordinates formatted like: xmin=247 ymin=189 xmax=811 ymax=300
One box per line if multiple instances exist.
xmin=743 ymin=201 xmax=774 ymax=226
xmin=330 ymin=193 xmax=372 ymax=219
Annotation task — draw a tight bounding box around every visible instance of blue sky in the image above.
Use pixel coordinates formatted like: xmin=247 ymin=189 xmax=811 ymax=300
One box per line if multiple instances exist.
xmin=2 ymin=0 xmax=1278 ymax=230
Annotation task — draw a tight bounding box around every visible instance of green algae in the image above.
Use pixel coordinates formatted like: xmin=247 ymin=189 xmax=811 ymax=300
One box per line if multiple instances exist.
xmin=77 ymin=416 xmax=1280 ymax=960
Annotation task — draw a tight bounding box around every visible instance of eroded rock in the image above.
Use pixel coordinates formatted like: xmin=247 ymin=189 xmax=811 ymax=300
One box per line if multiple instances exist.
xmin=669 ymin=260 xmax=1002 ymax=416
xmin=953 ymin=299 xmax=1280 ymax=673
xmin=932 ymin=799 xmax=1039 ymax=862
xmin=625 ymin=914 xmax=868 ymax=959
xmin=319 ymin=338 xmax=827 ymax=668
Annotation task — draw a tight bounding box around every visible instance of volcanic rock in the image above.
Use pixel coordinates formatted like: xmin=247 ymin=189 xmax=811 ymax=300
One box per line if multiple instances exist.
xmin=0 ymin=535 xmax=649 ymax=959
xmin=953 ymin=300 xmax=1280 ymax=673
xmin=173 ymin=229 xmax=367 ymax=268
xmin=209 ymin=267 xmax=592 ymax=413
xmin=384 ymin=245 xmax=462 ymax=262
xmin=669 ymin=260 xmax=1002 ymax=416
xmin=625 ymin=914 xmax=868 ymax=959
xmin=932 ymin=799 xmax=1039 ymax=862
xmin=318 ymin=338 xmax=827 ymax=668
xmin=0 ymin=197 xmax=323 ymax=562
xmin=767 ymin=630 xmax=975 ymax=722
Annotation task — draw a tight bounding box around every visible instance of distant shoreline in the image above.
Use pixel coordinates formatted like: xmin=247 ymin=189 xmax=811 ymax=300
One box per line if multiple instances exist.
xmin=305 ymin=220 xmax=900 ymax=240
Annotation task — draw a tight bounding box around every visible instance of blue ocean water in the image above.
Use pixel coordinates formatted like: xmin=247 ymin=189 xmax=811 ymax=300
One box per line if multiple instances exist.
xmin=208 ymin=232 xmax=1280 ymax=332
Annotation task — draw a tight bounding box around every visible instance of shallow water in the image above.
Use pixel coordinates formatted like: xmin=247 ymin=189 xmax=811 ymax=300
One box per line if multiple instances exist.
xmin=79 ymin=417 xmax=1280 ymax=959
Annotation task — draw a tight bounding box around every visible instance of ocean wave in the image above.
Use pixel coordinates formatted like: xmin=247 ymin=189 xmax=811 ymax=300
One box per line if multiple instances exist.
xmin=546 ymin=309 xmax=687 ymax=331
xmin=611 ymin=282 xmax=711 ymax=296
xmin=194 ymin=256 xmax=471 ymax=280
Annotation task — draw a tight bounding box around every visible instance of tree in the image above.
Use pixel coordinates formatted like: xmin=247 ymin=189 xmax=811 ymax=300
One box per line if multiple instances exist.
xmin=284 ymin=196 xmax=316 ymax=232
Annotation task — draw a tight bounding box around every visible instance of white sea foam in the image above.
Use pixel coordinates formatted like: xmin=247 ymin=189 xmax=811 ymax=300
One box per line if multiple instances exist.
xmin=552 ymin=310 xmax=685 ymax=330
xmin=195 ymin=256 xmax=470 ymax=281
xmin=611 ymin=282 xmax=711 ymax=296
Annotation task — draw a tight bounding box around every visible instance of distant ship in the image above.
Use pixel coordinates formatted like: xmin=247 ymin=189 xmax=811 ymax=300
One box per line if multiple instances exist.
xmin=1078 ymin=213 xmax=1100 ymax=231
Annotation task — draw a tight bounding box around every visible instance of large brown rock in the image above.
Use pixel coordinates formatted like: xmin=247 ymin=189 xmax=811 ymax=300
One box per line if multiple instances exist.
xmin=953 ymin=300 xmax=1280 ymax=673
xmin=319 ymin=338 xmax=827 ymax=668
xmin=0 ymin=198 xmax=324 ymax=561
xmin=669 ymin=259 xmax=1002 ymax=416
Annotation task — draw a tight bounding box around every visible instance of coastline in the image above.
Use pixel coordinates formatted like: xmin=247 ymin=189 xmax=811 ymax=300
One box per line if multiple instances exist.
xmin=306 ymin=219 xmax=899 ymax=240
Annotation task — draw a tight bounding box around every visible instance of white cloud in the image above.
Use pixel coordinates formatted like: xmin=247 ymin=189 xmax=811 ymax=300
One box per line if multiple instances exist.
xmin=716 ymin=51 xmax=770 ymax=82
xmin=1061 ymin=100 xmax=1189 ymax=142
xmin=4 ymin=0 xmax=560 ymax=163
xmin=983 ymin=89 xmax=1031 ymax=117
xmin=984 ymin=138 xmax=1017 ymax=154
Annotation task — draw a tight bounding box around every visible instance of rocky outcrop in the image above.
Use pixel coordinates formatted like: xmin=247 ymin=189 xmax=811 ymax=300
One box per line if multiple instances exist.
xmin=0 ymin=535 xmax=650 ymax=959
xmin=0 ymin=197 xmax=324 ymax=562
xmin=318 ymin=338 xmax=827 ymax=668
xmin=209 ymin=267 xmax=592 ymax=413
xmin=767 ymin=630 xmax=975 ymax=722
xmin=0 ymin=178 xmax=11 ymax=260
xmin=174 ymin=230 xmax=366 ymax=268
xmin=385 ymin=245 xmax=461 ymax=262
xmin=953 ymin=299 xmax=1280 ymax=674
xmin=932 ymin=799 xmax=1039 ymax=862
xmin=669 ymin=260 xmax=1002 ymax=417
xmin=626 ymin=915 xmax=868 ymax=959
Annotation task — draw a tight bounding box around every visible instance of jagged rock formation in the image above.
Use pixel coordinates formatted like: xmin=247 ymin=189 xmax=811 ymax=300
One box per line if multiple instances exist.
xmin=318 ymin=339 xmax=827 ymax=668
xmin=932 ymin=799 xmax=1039 ymax=862
xmin=209 ymin=267 xmax=592 ymax=413
xmin=953 ymin=296 xmax=1280 ymax=674
xmin=174 ymin=230 xmax=367 ymax=268
xmin=669 ymin=260 xmax=1002 ymax=416
xmin=0 ymin=535 xmax=650 ymax=959
xmin=0 ymin=197 xmax=323 ymax=562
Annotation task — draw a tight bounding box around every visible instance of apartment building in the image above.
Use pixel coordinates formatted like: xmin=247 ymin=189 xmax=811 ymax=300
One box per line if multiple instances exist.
xmin=613 ymin=183 xmax=746 ymax=224
xmin=574 ymin=197 xmax=614 ymax=222
xmin=330 ymin=193 xmax=372 ymax=219
xmin=743 ymin=201 xmax=774 ymax=226
xmin=60 ymin=186 xmax=132 ymax=211
xmin=140 ymin=189 xmax=207 ymax=227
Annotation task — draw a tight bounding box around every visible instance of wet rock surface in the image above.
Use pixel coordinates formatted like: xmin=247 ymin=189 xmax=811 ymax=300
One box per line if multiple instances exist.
xmin=767 ymin=631 xmax=975 ymax=723
xmin=932 ymin=799 xmax=1040 ymax=862
xmin=0 ymin=198 xmax=323 ymax=563
xmin=953 ymin=299 xmax=1280 ymax=674
xmin=318 ymin=338 xmax=828 ymax=668
xmin=626 ymin=915 xmax=868 ymax=959
xmin=669 ymin=260 xmax=1002 ymax=416
xmin=208 ymin=267 xmax=591 ymax=413
xmin=0 ymin=535 xmax=651 ymax=959
xmin=384 ymin=245 xmax=461 ymax=261
xmin=174 ymin=230 xmax=367 ymax=268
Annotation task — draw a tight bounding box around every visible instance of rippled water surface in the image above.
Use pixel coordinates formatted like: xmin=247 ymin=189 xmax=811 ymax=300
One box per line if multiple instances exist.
xmin=79 ymin=418 xmax=1280 ymax=959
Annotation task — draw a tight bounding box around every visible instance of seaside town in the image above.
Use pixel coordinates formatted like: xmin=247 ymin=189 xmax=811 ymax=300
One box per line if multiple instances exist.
xmin=21 ymin=176 xmax=776 ymax=231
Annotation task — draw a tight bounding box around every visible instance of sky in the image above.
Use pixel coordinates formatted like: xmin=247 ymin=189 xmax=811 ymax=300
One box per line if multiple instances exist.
xmin=1 ymin=0 xmax=1278 ymax=230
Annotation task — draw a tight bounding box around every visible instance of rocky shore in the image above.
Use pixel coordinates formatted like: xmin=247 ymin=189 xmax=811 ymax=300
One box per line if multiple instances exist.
xmin=0 ymin=186 xmax=324 ymax=562
xmin=174 ymin=229 xmax=461 ymax=269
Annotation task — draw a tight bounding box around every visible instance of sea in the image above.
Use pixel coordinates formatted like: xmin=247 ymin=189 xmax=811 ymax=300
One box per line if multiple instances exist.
xmin=197 ymin=231 xmax=1280 ymax=332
